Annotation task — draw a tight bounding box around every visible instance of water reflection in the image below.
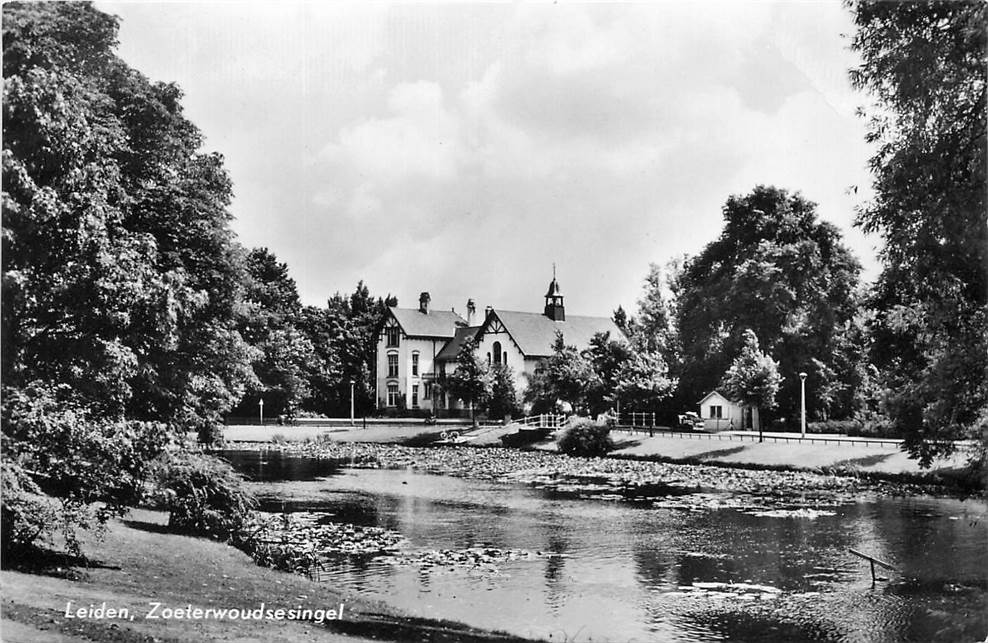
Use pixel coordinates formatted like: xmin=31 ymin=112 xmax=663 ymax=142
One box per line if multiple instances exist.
xmin=219 ymin=449 xmax=342 ymax=481
xmin=222 ymin=450 xmax=988 ymax=642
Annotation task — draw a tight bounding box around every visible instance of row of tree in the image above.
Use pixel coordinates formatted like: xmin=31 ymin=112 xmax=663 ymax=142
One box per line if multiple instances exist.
xmin=606 ymin=185 xmax=862 ymax=426
xmin=1 ymin=3 xmax=398 ymax=431
xmin=2 ymin=1 xmax=984 ymax=470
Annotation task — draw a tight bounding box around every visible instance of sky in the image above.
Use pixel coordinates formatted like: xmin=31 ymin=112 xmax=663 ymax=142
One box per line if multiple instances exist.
xmin=96 ymin=1 xmax=881 ymax=318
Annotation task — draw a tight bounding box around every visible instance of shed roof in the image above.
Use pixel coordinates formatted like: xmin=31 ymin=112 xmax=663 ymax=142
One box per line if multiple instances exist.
xmin=388 ymin=307 xmax=466 ymax=338
xmin=487 ymin=310 xmax=624 ymax=358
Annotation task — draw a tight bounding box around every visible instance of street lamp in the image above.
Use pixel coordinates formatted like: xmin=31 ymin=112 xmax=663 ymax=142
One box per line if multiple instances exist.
xmin=349 ymin=379 xmax=356 ymax=426
xmin=258 ymin=397 xmax=264 ymax=425
xmin=799 ymin=372 xmax=808 ymax=439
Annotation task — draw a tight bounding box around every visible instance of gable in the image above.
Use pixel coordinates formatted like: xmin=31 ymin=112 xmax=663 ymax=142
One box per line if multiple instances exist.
xmin=699 ymin=390 xmax=741 ymax=407
xmin=482 ymin=310 xmax=625 ymax=358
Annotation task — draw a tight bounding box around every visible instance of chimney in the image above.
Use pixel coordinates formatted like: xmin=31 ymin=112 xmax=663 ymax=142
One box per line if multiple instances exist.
xmin=466 ymin=299 xmax=476 ymax=325
xmin=419 ymin=292 xmax=431 ymax=314
xmin=484 ymin=306 xmax=493 ymax=321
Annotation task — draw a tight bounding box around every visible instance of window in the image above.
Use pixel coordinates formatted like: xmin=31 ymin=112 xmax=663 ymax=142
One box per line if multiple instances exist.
xmin=411 ymin=384 xmax=419 ymax=408
xmin=493 ymin=342 xmax=502 ymax=365
xmin=387 ymin=383 xmax=400 ymax=407
xmin=411 ymin=352 xmax=419 ymax=376
xmin=386 ymin=325 xmax=400 ymax=347
xmin=424 ymin=382 xmax=432 ymax=400
xmin=387 ymin=352 xmax=399 ymax=377
xmin=709 ymin=405 xmax=723 ymax=419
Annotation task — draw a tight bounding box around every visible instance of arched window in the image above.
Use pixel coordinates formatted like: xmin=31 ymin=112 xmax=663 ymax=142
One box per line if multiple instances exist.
xmin=493 ymin=342 xmax=502 ymax=365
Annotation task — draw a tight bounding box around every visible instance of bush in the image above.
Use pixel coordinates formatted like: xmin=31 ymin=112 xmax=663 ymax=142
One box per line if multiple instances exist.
xmin=1 ymin=458 xmax=60 ymax=560
xmin=197 ymin=422 xmax=225 ymax=446
xmin=152 ymin=449 xmax=256 ymax=541
xmin=1 ymin=383 xmax=171 ymax=556
xmin=806 ymin=419 xmax=901 ymax=438
xmin=558 ymin=420 xmax=614 ymax=458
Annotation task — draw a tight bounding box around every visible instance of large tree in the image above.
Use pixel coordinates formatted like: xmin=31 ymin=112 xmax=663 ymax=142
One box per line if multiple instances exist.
xmin=1 ymin=2 xmax=254 ymax=552
xmin=299 ymin=281 xmax=393 ymax=416
xmin=848 ymin=0 xmax=987 ymax=465
xmin=2 ymin=2 xmax=253 ymax=430
xmin=673 ymin=186 xmax=861 ymax=422
xmin=231 ymin=248 xmax=320 ymax=420
xmin=525 ymin=332 xmax=601 ymax=415
xmin=613 ymin=350 xmax=677 ymax=413
xmin=444 ymin=338 xmax=490 ymax=421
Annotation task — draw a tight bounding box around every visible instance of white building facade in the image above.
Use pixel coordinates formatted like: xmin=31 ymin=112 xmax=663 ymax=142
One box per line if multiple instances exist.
xmin=374 ymin=292 xmax=466 ymax=412
xmin=698 ymin=390 xmax=760 ymax=431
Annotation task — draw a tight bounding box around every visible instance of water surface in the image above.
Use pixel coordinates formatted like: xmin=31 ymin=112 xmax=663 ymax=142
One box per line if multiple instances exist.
xmin=222 ymin=449 xmax=988 ymax=642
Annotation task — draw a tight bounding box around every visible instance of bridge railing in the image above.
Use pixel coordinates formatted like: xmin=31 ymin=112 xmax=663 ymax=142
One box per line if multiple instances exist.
xmin=516 ymin=414 xmax=566 ymax=429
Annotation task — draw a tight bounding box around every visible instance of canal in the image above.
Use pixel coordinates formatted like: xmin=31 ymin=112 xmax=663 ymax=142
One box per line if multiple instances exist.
xmin=222 ymin=449 xmax=987 ymax=642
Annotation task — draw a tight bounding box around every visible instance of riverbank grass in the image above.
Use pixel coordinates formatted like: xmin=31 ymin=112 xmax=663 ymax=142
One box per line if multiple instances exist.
xmin=0 ymin=508 xmax=536 ymax=643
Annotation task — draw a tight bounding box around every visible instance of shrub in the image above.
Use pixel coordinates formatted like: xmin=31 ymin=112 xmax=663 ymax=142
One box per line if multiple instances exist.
xmin=197 ymin=422 xmax=225 ymax=446
xmin=152 ymin=449 xmax=256 ymax=541
xmin=806 ymin=419 xmax=901 ymax=438
xmin=558 ymin=420 xmax=614 ymax=458
xmin=1 ymin=458 xmax=60 ymax=560
xmin=1 ymin=383 xmax=170 ymax=556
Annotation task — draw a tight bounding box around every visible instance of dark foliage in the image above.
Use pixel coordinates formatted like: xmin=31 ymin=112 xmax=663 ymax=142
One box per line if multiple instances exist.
xmin=152 ymin=449 xmax=256 ymax=541
xmin=848 ymin=0 xmax=987 ymax=464
xmin=673 ymin=186 xmax=862 ymax=420
xmin=557 ymin=420 xmax=615 ymax=458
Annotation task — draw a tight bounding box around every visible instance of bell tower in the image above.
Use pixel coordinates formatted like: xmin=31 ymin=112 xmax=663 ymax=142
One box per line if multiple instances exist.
xmin=543 ymin=264 xmax=565 ymax=322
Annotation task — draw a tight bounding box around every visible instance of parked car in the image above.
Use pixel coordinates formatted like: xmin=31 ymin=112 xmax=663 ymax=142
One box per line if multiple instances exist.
xmin=677 ymin=412 xmax=705 ymax=430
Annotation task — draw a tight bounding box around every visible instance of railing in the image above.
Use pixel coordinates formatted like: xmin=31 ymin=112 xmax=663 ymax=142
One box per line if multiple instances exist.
xmin=613 ymin=425 xmax=904 ymax=448
xmin=620 ymin=412 xmax=657 ymax=428
xmin=516 ymin=414 xmax=566 ymax=429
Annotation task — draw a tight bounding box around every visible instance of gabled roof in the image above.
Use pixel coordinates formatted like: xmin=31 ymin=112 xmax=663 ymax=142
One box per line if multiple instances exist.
xmin=698 ymin=390 xmax=741 ymax=405
xmin=485 ymin=310 xmax=625 ymax=358
xmin=388 ymin=307 xmax=466 ymax=339
xmin=435 ymin=326 xmax=481 ymax=362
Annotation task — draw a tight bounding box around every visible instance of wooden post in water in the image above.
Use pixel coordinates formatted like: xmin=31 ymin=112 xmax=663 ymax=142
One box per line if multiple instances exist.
xmin=849 ymin=548 xmax=896 ymax=584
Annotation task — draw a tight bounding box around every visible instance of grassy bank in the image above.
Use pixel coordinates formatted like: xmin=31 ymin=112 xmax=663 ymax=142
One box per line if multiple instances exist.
xmin=0 ymin=509 xmax=538 ymax=643
xmin=225 ymin=423 xmax=981 ymax=493
xmin=583 ymin=432 xmax=979 ymax=491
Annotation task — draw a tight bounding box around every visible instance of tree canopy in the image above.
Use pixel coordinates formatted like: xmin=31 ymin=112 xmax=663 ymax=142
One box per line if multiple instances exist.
xmin=2 ymin=1 xmax=252 ymax=430
xmin=673 ymin=185 xmax=861 ymax=421
xmin=525 ymin=332 xmax=601 ymax=415
xmin=848 ymin=0 xmax=987 ymax=463
xmin=719 ymin=329 xmax=784 ymax=414
xmin=444 ymin=338 xmax=490 ymax=417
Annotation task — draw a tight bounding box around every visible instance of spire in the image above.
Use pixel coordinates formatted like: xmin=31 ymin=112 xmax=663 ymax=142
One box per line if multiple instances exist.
xmin=544 ymin=266 xmax=565 ymax=321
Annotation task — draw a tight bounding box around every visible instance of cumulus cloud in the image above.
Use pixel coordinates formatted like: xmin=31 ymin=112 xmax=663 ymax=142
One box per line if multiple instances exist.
xmin=104 ymin=1 xmax=877 ymax=314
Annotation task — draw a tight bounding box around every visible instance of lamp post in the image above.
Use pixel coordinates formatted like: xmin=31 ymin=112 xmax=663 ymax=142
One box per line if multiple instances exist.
xmin=349 ymin=379 xmax=356 ymax=426
xmin=799 ymin=372 xmax=808 ymax=439
xmin=258 ymin=397 xmax=264 ymax=425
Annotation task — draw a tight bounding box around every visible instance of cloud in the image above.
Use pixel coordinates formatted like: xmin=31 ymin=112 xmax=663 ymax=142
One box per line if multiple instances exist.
xmin=102 ymin=2 xmax=877 ymax=314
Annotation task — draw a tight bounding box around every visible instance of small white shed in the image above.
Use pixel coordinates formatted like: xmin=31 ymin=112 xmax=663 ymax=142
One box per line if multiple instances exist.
xmin=698 ymin=391 xmax=760 ymax=431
